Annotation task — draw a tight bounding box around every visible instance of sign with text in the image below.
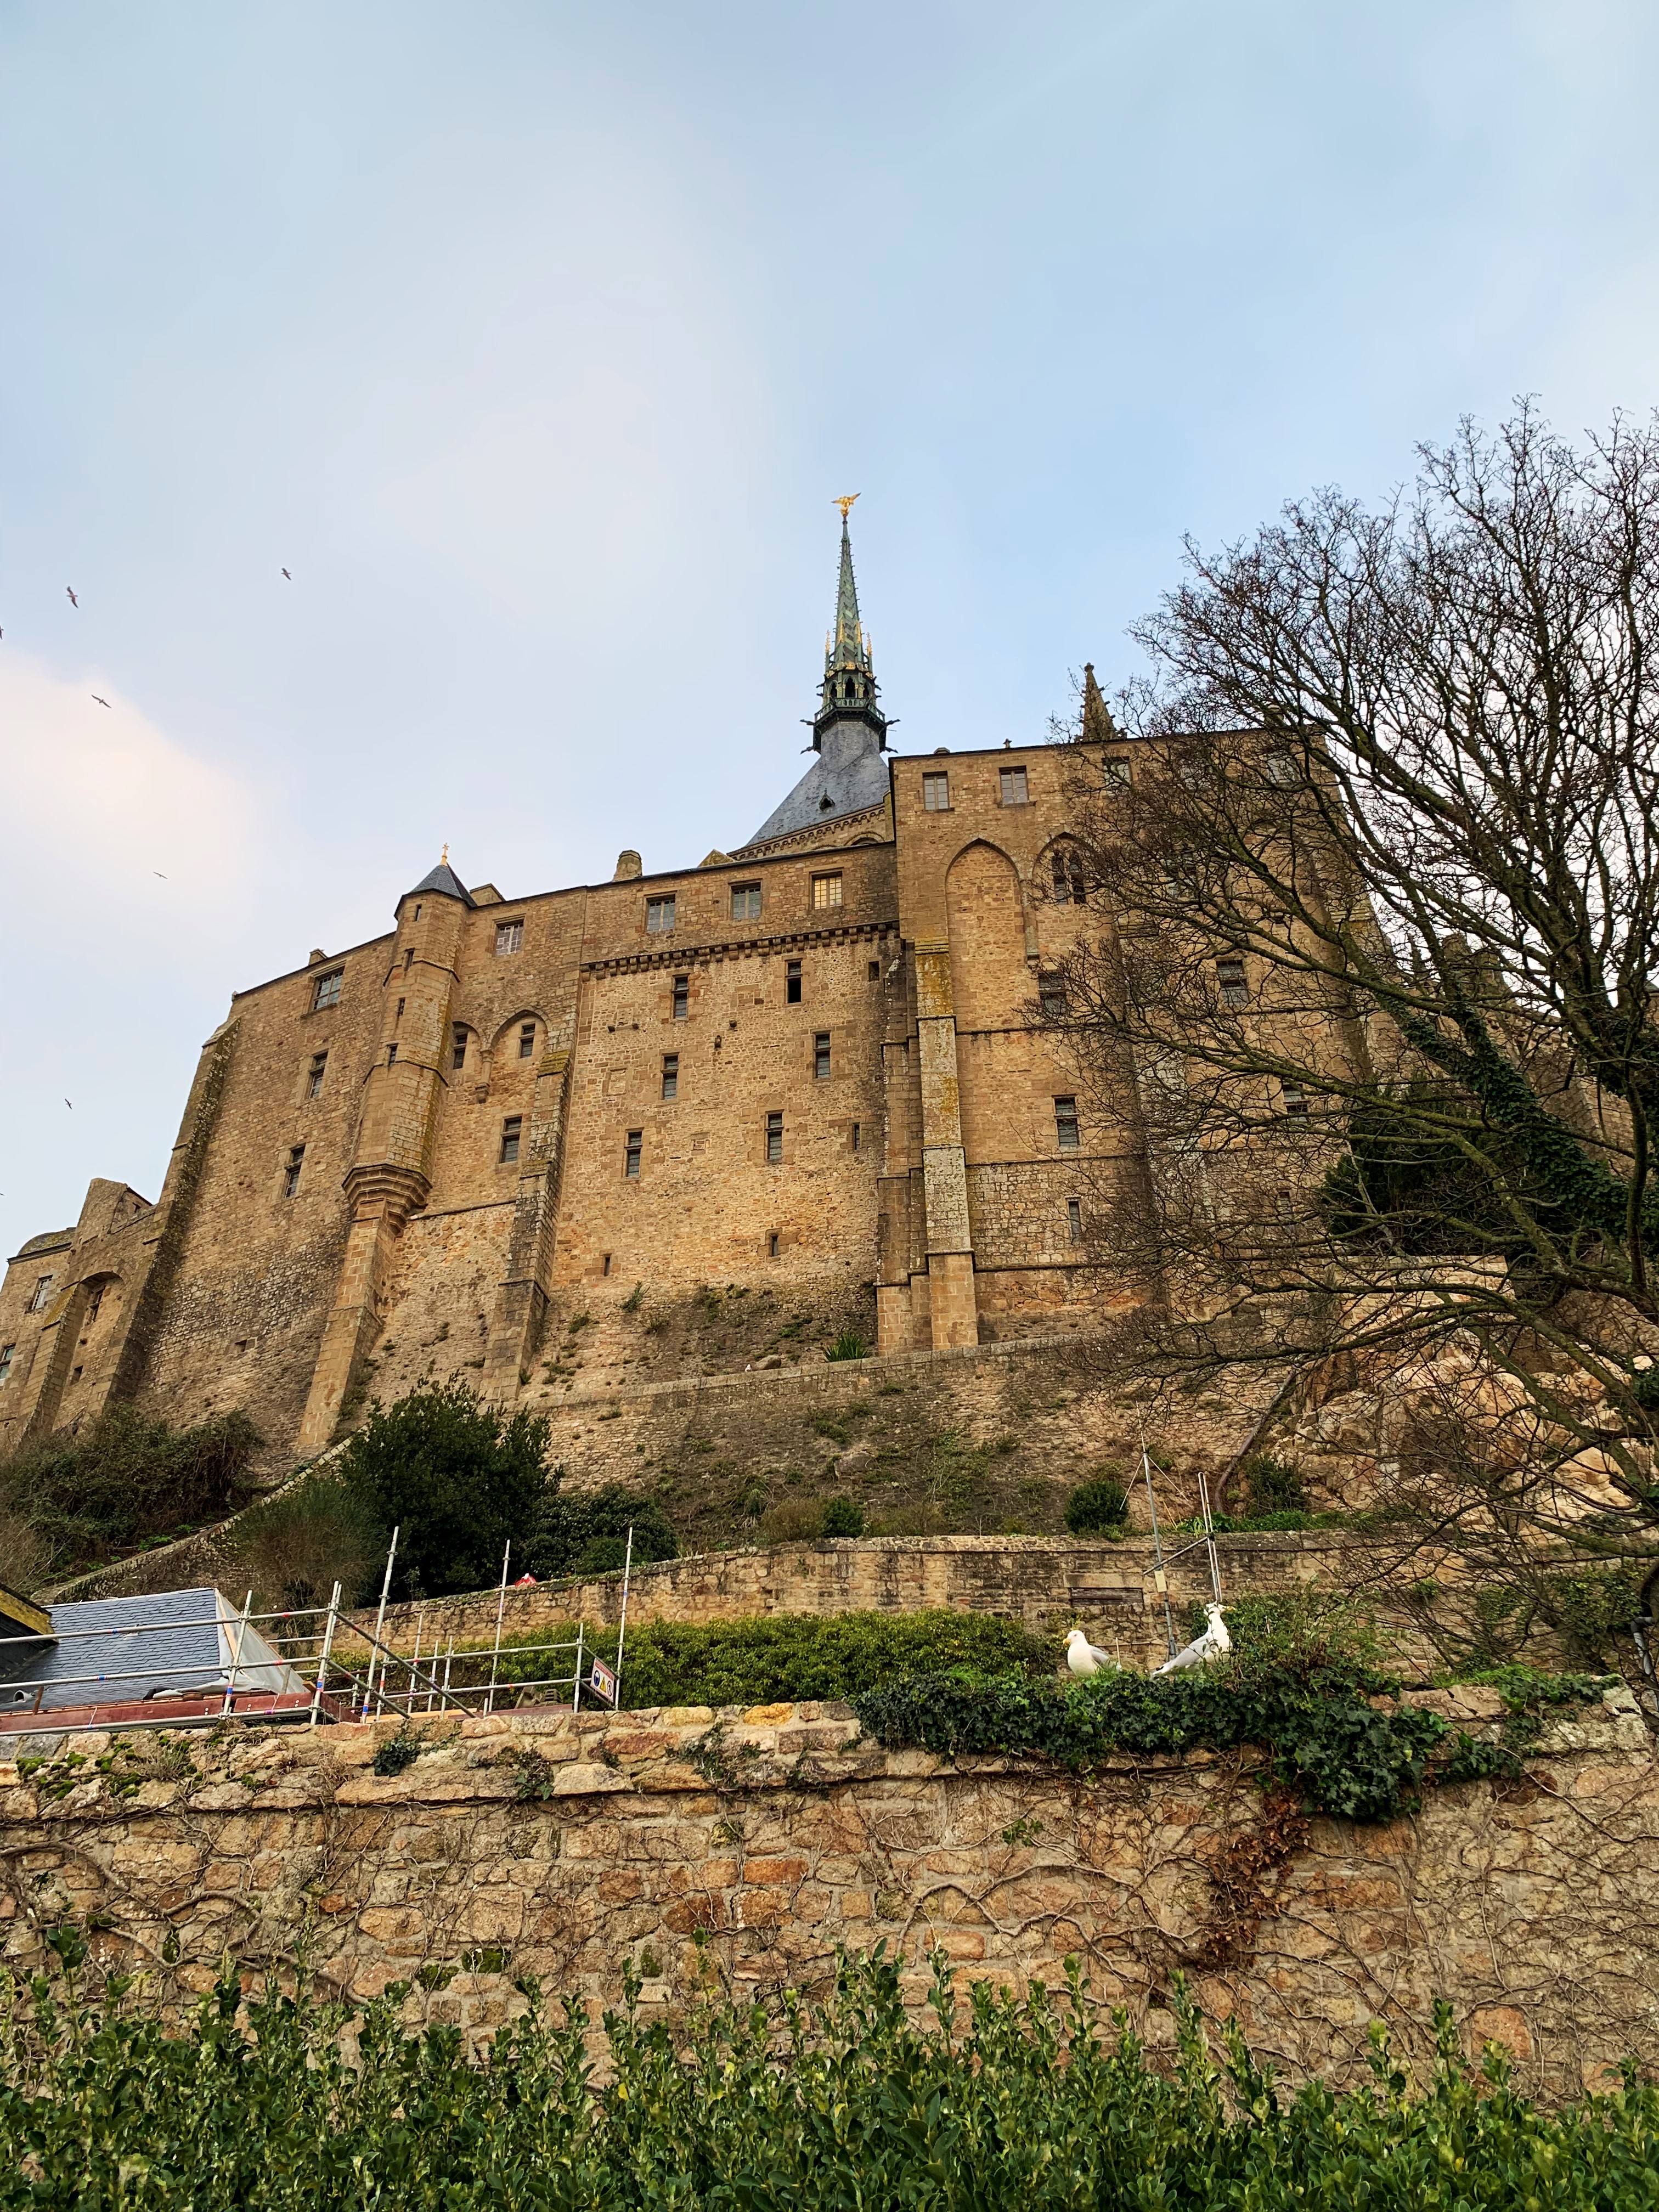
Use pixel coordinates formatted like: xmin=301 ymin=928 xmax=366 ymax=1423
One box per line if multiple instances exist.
xmin=589 ymin=1657 xmax=618 ymax=1706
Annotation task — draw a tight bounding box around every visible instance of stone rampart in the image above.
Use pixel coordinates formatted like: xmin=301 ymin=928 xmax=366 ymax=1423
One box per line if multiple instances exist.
xmin=3 ymin=1693 xmax=1655 ymax=2097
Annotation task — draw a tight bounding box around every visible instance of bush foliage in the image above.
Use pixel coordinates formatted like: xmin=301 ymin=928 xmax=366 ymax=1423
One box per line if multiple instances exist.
xmin=527 ymin=1482 xmax=679 ymax=1581
xmin=337 ymin=1383 xmax=551 ymax=1601
xmin=0 ymin=1407 xmax=261 ymax=1580
xmin=1064 ymin=1475 xmax=1130 ymax=1534
xmin=4 ymin=1943 xmax=1657 ymax=2209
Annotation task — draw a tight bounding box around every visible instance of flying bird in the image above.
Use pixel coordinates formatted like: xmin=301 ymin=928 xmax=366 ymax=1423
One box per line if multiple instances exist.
xmin=1065 ymin=1627 xmax=1120 ymax=1679
xmin=64 ymin=1099 xmax=73 ymax=1109
xmin=92 ymin=694 xmax=110 ymax=708
xmin=153 ymin=871 xmax=168 ymax=880
xmin=66 ymin=586 xmax=78 ymax=607
xmin=281 ymin=568 xmax=291 ymax=580
xmin=1153 ymin=1602 xmax=1232 ymax=1677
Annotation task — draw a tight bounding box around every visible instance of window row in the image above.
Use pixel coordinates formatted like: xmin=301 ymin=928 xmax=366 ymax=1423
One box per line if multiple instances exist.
xmin=646 ymin=873 xmax=844 ymax=935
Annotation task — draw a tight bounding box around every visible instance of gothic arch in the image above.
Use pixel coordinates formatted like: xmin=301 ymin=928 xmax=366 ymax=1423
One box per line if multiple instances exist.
xmin=945 ymin=840 xmax=1031 ymax=1031
xmin=487 ymin=1009 xmax=551 ymax=1062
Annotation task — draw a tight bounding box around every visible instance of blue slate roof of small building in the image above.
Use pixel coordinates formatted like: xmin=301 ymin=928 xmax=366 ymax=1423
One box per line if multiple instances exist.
xmin=404 ymin=861 xmax=475 ymax=908
xmin=0 ymin=1588 xmax=296 ymax=1713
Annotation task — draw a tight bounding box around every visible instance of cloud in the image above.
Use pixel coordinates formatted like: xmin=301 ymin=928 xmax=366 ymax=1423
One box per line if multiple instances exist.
xmin=0 ymin=652 xmax=259 ymax=918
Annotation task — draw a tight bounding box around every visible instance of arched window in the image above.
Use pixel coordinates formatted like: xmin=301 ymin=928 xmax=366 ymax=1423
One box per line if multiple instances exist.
xmin=1052 ymin=844 xmax=1088 ymax=905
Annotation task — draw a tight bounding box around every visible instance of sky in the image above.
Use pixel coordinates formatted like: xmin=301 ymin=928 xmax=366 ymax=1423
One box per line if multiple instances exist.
xmin=4 ymin=0 xmax=1659 ymax=1243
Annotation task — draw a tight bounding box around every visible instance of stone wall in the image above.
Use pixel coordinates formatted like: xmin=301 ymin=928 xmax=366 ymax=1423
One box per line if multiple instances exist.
xmin=4 ymin=1692 xmax=1655 ymax=2097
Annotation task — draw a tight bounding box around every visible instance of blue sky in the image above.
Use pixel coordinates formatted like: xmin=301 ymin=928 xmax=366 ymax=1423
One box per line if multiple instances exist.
xmin=4 ymin=1 xmax=1658 ymax=1243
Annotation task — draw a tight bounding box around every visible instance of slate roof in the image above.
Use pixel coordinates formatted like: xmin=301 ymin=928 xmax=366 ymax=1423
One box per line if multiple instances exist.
xmin=0 ymin=1588 xmax=298 ymax=1712
xmin=404 ymin=861 xmax=476 ymax=908
xmin=746 ymin=723 xmax=892 ymax=845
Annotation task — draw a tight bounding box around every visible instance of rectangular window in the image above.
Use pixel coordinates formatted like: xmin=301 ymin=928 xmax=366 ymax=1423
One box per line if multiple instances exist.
xmin=500 ymin=1115 xmax=522 ymax=1164
xmin=28 ymin=1276 xmax=54 ymax=1313
xmin=810 ymin=873 xmax=842 ymax=909
xmin=662 ymin=1053 xmax=679 ymax=1099
xmin=519 ymin=1022 xmax=536 ymax=1059
xmin=1039 ymin=974 xmax=1067 ymax=1019
xmin=999 ymin=765 xmax=1029 ymax=805
xmin=495 ymin=919 xmax=524 ymax=955
xmin=1067 ymin=1198 xmax=1083 ymax=1243
xmin=283 ymin=1147 xmax=304 ymax=1198
xmin=386 ymin=1043 xmax=398 ymax=1066
xmin=868 ymin=958 xmax=881 ymax=980
xmin=1217 ymin=956 xmax=1248 ymax=1006
xmin=396 ymin=997 xmax=405 ymax=1019
xmin=312 ymin=968 xmax=343 ymax=1010
xmin=0 ymin=1345 xmax=12 ymax=1384
xmin=85 ymin=1284 xmax=104 ymax=1324
xmin=786 ymin=958 xmax=803 ymax=1003
xmin=765 ymin=1110 xmax=783 ymax=1165
xmin=731 ymin=882 xmax=761 ymax=921
xmin=602 ymin=1253 xmax=612 ymax=1276
xmin=768 ymin=1231 xmax=780 ymax=1259
xmin=672 ymin=974 xmax=689 ymax=1019
xmin=646 ymin=896 xmax=676 ymax=934
xmin=922 ymin=771 xmax=950 ymax=811
xmin=1055 ymin=1096 xmax=1080 ymax=1152
xmin=814 ymin=1032 xmax=832 ymax=1080
xmin=1266 ymin=748 xmax=1300 ymax=787
xmin=1103 ymin=754 xmax=1133 ymax=789
xmin=624 ymin=1129 xmax=642 ymax=1178
xmin=307 ymin=1052 xmax=328 ymax=1098
xmin=1280 ymin=1081 xmax=1309 ymax=1116
xmin=404 ymin=948 xmax=414 ymax=972
xmin=1177 ymin=753 xmax=1207 ymax=792
xmin=851 ymin=1121 xmax=861 ymax=1153
xmin=452 ymin=1026 xmax=467 ymax=1070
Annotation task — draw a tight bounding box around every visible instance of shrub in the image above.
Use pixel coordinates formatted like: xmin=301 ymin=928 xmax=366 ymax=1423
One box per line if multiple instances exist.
xmin=526 ymin=1480 xmax=678 ymax=1581
xmin=1240 ymin=1453 xmax=1310 ymax=1515
xmin=1064 ymin=1476 xmax=1130 ymax=1534
xmin=12 ymin=1950 xmax=1659 ymax=2206
xmin=1549 ymin=1566 xmax=1641 ymax=1668
xmin=826 ymin=1330 xmax=867 ymax=1361
xmin=0 ymin=1406 xmax=262 ymax=1577
xmin=603 ymin=1608 xmax=1051 ymax=1707
xmin=231 ymin=1466 xmax=381 ymax=1612
xmin=337 ymin=1383 xmax=550 ymax=1600
xmin=760 ymin=1496 xmax=826 ymax=1542
xmin=822 ymin=1497 xmax=866 ymax=1538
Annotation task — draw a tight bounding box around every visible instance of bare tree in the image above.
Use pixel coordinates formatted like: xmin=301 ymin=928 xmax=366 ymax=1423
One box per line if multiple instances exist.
xmin=1045 ymin=407 xmax=1659 ymax=1541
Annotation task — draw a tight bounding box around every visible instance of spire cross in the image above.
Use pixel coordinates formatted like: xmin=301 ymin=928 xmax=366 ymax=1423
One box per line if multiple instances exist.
xmin=834 ymin=493 xmax=860 ymax=522
xmin=441 ymin=843 xmax=449 ymax=866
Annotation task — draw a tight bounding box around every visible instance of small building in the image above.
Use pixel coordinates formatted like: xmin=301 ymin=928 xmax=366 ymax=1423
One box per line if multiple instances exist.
xmin=0 ymin=1585 xmax=303 ymax=1733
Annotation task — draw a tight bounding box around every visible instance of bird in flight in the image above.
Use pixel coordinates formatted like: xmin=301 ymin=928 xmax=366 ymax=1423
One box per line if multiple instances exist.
xmin=153 ymin=871 xmax=168 ymax=879
xmin=65 ymin=1099 xmax=73 ymax=1109
xmin=281 ymin=568 xmax=291 ymax=580
xmin=66 ymin=586 xmax=78 ymax=607
xmin=92 ymin=694 xmax=110 ymax=709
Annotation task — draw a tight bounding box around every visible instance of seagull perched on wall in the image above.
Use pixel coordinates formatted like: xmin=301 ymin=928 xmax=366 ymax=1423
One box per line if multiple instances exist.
xmin=1153 ymin=1602 xmax=1231 ymax=1676
xmin=1065 ymin=1627 xmax=1119 ymax=1679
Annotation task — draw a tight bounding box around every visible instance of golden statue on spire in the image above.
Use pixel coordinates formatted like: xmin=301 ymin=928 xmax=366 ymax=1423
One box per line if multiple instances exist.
xmin=834 ymin=493 xmax=860 ymax=521
xmin=441 ymin=843 xmax=449 ymax=866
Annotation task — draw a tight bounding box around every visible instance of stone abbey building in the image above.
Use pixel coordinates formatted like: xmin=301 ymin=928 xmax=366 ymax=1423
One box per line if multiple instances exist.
xmin=2 ymin=518 xmax=1136 ymax=1462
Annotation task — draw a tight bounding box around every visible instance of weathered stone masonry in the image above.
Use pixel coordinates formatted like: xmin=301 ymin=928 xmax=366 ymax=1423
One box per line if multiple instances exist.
xmin=3 ymin=1693 xmax=1655 ymax=2096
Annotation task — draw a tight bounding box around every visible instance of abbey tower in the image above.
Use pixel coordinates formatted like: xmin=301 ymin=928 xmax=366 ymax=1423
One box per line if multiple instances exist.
xmin=1 ymin=516 xmax=1133 ymax=1461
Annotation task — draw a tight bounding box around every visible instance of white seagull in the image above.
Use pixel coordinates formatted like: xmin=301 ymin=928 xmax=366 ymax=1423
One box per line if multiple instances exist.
xmin=1153 ymin=1602 xmax=1231 ymax=1676
xmin=1065 ymin=1627 xmax=1119 ymax=1679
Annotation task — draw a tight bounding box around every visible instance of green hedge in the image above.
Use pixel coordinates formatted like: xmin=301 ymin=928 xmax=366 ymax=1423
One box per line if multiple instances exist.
xmin=4 ymin=1942 xmax=1656 ymax=2209
xmin=449 ymin=1609 xmax=1054 ymax=1709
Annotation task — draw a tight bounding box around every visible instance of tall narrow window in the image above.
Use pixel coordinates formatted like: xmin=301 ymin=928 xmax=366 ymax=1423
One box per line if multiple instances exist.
xmin=786 ymin=959 xmax=803 ymax=1004
xmin=810 ymin=872 xmax=842 ymax=909
xmin=868 ymin=958 xmax=881 ymax=980
xmin=1054 ymin=1096 xmax=1080 ymax=1152
xmin=1052 ymin=848 xmax=1087 ymax=905
xmin=283 ymin=1147 xmax=304 ymax=1198
xmin=662 ymin=1053 xmax=679 ymax=1099
xmin=0 ymin=1346 xmax=12 ymax=1384
xmin=84 ymin=1284 xmax=104 ymax=1325
xmin=1280 ymin=1081 xmax=1309 ymax=1117
xmin=922 ymin=771 xmax=950 ymax=811
xmin=404 ymin=947 xmax=414 ymax=972
xmin=851 ymin=1121 xmax=861 ymax=1153
xmin=307 ymin=1052 xmax=328 ymax=1098
xmin=765 ymin=1111 xmax=783 ymax=1165
xmin=731 ymin=882 xmax=762 ymax=921
xmin=312 ymin=968 xmax=343 ymax=1010
xmin=386 ymin=1043 xmax=398 ymax=1066
xmin=452 ymin=1026 xmax=467 ymax=1070
xmin=768 ymin=1231 xmax=780 ymax=1258
xmin=999 ymin=765 xmax=1029 ymax=805
xmin=500 ymin=1116 xmax=522 ymax=1164
xmin=814 ymin=1032 xmax=831 ymax=1080
xmin=519 ymin=1022 xmax=536 ymax=1059
xmin=1039 ymin=974 xmax=1067 ymax=1019
xmin=495 ymin=919 xmax=524 ymax=955
xmin=1216 ymin=956 xmax=1248 ymax=1006
xmin=672 ymin=974 xmax=689 ymax=1019
xmin=646 ymin=895 xmax=676 ymax=933
xmin=602 ymin=1253 xmax=612 ymax=1276
xmin=395 ymin=998 xmax=405 ymax=1020
xmin=27 ymin=1276 xmax=54 ymax=1313
xmin=1067 ymin=1198 xmax=1083 ymax=1243
xmin=624 ymin=1129 xmax=643 ymax=1178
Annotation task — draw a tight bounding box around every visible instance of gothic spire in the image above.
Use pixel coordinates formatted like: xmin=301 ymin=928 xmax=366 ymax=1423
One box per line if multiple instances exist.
xmin=812 ymin=499 xmax=887 ymax=752
xmin=1080 ymin=661 xmax=1120 ymax=744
